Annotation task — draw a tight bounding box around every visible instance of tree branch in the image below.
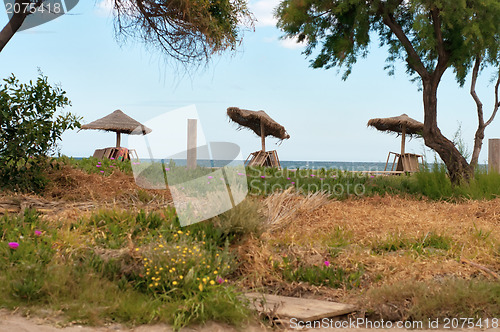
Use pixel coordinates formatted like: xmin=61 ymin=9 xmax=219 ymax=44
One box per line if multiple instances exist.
xmin=470 ymin=56 xmax=484 ymax=127
xmin=381 ymin=12 xmax=429 ymax=80
xmin=485 ymin=69 xmax=500 ymax=127
xmin=0 ymin=0 xmax=43 ymax=53
xmin=0 ymin=0 xmax=29 ymax=52
xmin=430 ymin=7 xmax=449 ymax=82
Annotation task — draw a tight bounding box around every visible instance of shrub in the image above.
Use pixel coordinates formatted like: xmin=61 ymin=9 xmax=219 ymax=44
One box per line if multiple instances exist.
xmin=0 ymin=73 xmax=81 ymax=192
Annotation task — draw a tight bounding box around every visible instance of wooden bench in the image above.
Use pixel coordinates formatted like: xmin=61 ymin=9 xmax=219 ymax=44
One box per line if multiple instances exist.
xmin=245 ymin=150 xmax=281 ymax=168
xmin=91 ymin=147 xmax=139 ymax=161
xmin=385 ymin=152 xmax=423 ymax=173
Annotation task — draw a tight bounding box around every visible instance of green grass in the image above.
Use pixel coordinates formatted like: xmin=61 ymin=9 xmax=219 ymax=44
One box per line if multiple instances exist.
xmin=59 ymin=156 xmax=133 ymax=175
xmin=0 ymin=206 xmax=258 ymax=329
xmin=371 ymin=232 xmax=453 ymax=255
xmin=273 ymin=256 xmax=364 ymax=289
xmin=245 ymin=164 xmax=500 ymax=201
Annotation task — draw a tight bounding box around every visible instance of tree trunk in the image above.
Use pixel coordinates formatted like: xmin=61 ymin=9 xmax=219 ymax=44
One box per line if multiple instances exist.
xmin=0 ymin=0 xmax=29 ymax=52
xmin=470 ymin=126 xmax=485 ymax=169
xmin=422 ymin=80 xmax=473 ymax=183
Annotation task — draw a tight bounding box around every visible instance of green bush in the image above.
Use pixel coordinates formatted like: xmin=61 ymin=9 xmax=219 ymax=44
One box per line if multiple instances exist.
xmin=0 ymin=73 xmax=81 ymax=192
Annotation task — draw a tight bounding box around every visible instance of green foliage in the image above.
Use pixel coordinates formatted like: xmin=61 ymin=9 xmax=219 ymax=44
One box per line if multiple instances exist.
xmin=452 ymin=123 xmax=472 ymax=161
xmin=276 ymin=0 xmax=500 ymax=82
xmin=114 ymin=0 xmax=255 ymax=65
xmin=0 ymin=74 xmax=81 ymax=192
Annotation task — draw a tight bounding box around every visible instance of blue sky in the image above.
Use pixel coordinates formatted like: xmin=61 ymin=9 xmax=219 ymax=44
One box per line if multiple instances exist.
xmin=1 ymin=0 xmax=498 ymax=163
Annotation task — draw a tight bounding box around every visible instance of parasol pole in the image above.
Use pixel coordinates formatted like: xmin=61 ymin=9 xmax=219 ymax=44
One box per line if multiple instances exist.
xmin=401 ymin=125 xmax=406 ymax=156
xmin=116 ymin=132 xmax=121 ymax=148
xmin=260 ymin=121 xmax=266 ymax=152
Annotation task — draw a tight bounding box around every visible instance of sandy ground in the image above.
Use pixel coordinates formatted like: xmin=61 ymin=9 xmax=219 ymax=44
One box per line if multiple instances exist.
xmin=1 ymin=310 xmax=499 ymax=332
xmin=0 ymin=309 xmax=266 ymax=332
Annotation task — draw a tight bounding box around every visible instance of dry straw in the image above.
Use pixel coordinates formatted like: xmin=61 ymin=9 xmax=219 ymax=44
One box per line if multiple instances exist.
xmin=227 ymin=107 xmax=290 ymax=140
xmin=367 ymin=113 xmax=423 ymax=136
xmin=80 ymin=109 xmax=152 ymax=135
xmin=262 ymin=187 xmax=329 ymax=232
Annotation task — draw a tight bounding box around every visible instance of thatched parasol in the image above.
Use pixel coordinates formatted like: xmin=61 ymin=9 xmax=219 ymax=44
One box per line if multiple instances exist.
xmin=367 ymin=114 xmax=423 ymax=155
xmin=227 ymin=107 xmax=290 ymax=151
xmin=80 ymin=109 xmax=152 ymax=147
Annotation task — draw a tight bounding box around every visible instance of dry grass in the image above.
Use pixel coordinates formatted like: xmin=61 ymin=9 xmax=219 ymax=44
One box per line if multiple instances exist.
xmin=44 ymin=165 xmax=172 ymax=206
xmin=263 ymin=187 xmax=329 ymax=232
xmin=234 ymin=194 xmax=500 ymax=311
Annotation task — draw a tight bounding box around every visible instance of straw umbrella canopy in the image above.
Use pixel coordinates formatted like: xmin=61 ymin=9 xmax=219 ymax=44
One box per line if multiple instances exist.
xmin=227 ymin=107 xmax=290 ymax=151
xmin=367 ymin=114 xmax=423 ymax=155
xmin=80 ymin=110 xmax=152 ymax=148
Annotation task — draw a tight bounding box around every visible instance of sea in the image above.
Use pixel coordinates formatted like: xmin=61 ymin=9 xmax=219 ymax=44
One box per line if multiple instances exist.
xmin=146 ymin=159 xmax=389 ymax=172
xmin=71 ymin=157 xmax=390 ymax=171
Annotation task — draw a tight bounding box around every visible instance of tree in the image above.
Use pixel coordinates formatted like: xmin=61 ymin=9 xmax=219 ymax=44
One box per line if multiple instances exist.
xmin=0 ymin=0 xmax=254 ymax=64
xmin=0 ymin=73 xmax=81 ymax=191
xmin=276 ymin=0 xmax=500 ymax=182
xmin=469 ymin=58 xmax=500 ymax=169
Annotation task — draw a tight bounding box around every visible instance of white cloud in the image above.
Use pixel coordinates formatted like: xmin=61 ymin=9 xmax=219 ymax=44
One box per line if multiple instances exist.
xmin=94 ymin=0 xmax=114 ymax=17
xmin=249 ymin=0 xmax=280 ymax=27
xmin=279 ymin=36 xmax=306 ymax=49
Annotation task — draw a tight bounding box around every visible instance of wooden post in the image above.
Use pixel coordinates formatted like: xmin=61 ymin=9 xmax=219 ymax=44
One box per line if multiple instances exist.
xmin=116 ymin=132 xmax=121 ymax=148
xmin=260 ymin=121 xmax=266 ymax=152
xmin=488 ymin=139 xmax=500 ymax=173
xmin=401 ymin=125 xmax=406 ymax=156
xmin=187 ymin=119 xmax=197 ymax=169
xmin=400 ymin=125 xmax=406 ymax=171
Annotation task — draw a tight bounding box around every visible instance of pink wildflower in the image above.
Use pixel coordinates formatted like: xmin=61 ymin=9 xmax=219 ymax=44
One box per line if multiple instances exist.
xmin=8 ymin=242 xmax=19 ymax=249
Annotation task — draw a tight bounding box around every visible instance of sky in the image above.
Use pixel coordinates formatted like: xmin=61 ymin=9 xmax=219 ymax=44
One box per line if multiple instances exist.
xmin=1 ymin=0 xmax=499 ymax=164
